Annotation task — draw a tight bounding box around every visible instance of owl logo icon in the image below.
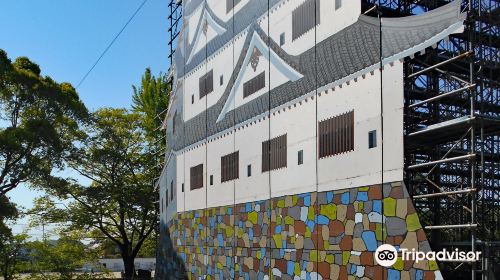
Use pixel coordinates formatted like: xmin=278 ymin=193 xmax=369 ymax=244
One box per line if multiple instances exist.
xmin=375 ymin=244 xmax=398 ymax=267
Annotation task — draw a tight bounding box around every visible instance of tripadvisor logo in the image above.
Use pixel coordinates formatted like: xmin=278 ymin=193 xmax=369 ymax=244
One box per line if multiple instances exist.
xmin=375 ymin=244 xmax=398 ymax=267
xmin=375 ymin=244 xmax=482 ymax=267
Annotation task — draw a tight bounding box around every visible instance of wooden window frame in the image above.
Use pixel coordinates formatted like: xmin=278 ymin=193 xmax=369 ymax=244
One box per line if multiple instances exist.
xmin=292 ymin=0 xmax=320 ymax=41
xmin=221 ymin=151 xmax=239 ymax=183
xmin=262 ymin=134 xmax=287 ymax=172
xmin=243 ymin=71 xmax=266 ymax=99
xmin=190 ymin=164 xmax=204 ymax=190
xmin=199 ymin=70 xmax=214 ymax=99
xmin=319 ymin=110 xmax=354 ymax=158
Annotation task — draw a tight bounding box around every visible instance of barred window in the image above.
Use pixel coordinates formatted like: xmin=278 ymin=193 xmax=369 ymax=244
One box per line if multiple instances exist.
xmin=199 ymin=70 xmax=213 ymax=99
xmin=292 ymin=0 xmax=320 ymax=41
xmin=262 ymin=134 xmax=287 ymax=172
xmin=319 ymin=110 xmax=354 ymax=158
xmin=190 ymin=164 xmax=204 ymax=190
xmin=226 ymin=0 xmax=242 ymax=13
xmin=243 ymin=71 xmax=266 ymax=98
xmin=221 ymin=151 xmax=239 ymax=182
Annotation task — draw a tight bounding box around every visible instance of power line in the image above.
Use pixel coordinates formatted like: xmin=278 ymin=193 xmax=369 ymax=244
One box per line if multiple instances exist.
xmin=76 ymin=0 xmax=149 ymax=89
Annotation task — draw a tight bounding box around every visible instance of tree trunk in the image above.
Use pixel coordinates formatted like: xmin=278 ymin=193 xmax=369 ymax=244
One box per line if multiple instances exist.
xmin=122 ymin=255 xmax=136 ymax=280
xmin=3 ymin=256 xmax=10 ymax=280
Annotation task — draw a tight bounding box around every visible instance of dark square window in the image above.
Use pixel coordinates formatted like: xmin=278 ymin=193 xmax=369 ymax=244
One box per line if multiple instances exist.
xmin=298 ymin=150 xmax=304 ymax=165
xmin=220 ymin=75 xmax=224 ymax=85
xmin=221 ymin=151 xmax=239 ymax=182
xmin=247 ymin=164 xmax=252 ymax=177
xmin=199 ymin=70 xmax=214 ymax=99
xmin=280 ymin=33 xmax=285 ymax=46
xmin=262 ymin=134 xmax=287 ymax=172
xmin=210 ymin=175 xmax=213 ymax=186
xmin=191 ymin=94 xmax=194 ymax=104
xmin=369 ymin=130 xmax=377 ymax=149
xmin=335 ymin=0 xmax=342 ymax=10
xmin=190 ymin=164 xmax=204 ymax=190
xmin=182 ymin=183 xmax=184 ymax=192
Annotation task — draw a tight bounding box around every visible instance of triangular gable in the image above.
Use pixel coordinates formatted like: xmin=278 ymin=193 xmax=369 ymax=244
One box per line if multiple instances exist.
xmin=186 ymin=8 xmax=226 ymax=64
xmin=216 ymin=31 xmax=303 ymax=123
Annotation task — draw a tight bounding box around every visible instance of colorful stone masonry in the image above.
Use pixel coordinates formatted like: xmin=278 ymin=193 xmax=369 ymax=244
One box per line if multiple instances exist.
xmin=156 ymin=182 xmax=443 ymax=280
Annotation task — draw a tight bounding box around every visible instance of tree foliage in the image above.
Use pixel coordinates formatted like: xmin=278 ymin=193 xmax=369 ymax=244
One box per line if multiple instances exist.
xmin=0 ymin=230 xmax=26 ymax=280
xmin=0 ymin=195 xmax=21 ymax=280
xmin=25 ymin=237 xmax=88 ymax=279
xmin=0 ymin=195 xmax=18 ymax=236
xmin=0 ymin=49 xmax=89 ymax=196
xmin=51 ymin=108 xmax=157 ymax=279
xmin=132 ymin=68 xmax=170 ymax=141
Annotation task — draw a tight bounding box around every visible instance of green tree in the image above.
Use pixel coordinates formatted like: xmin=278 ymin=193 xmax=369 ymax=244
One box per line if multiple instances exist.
xmin=132 ymin=68 xmax=170 ymax=141
xmin=25 ymin=233 xmax=97 ymax=280
xmin=0 ymin=49 xmax=89 ymax=196
xmin=0 ymin=233 xmax=28 ymax=280
xmin=52 ymin=108 xmax=157 ymax=280
xmin=0 ymin=195 xmax=17 ymax=237
xmin=0 ymin=195 xmax=21 ymax=280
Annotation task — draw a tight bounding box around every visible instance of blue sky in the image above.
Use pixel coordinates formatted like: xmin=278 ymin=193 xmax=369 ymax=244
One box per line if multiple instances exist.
xmin=1 ymin=0 xmax=170 ymax=237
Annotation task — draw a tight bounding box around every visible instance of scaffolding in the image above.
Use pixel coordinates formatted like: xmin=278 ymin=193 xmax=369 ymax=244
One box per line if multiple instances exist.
xmin=168 ymin=0 xmax=183 ymax=65
xmin=153 ymin=0 xmax=182 ymax=184
xmin=362 ymin=0 xmax=500 ymax=278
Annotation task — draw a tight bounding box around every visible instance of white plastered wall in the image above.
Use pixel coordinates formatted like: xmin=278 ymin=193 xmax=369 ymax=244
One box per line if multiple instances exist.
xmin=183 ymin=143 xmax=207 ymax=211
xmin=176 ymin=61 xmax=404 ymax=212
xmin=316 ymin=61 xmax=404 ymax=192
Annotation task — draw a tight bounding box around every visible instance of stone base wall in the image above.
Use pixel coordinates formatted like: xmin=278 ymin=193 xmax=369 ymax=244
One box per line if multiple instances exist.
xmin=156 ymin=182 xmax=443 ymax=280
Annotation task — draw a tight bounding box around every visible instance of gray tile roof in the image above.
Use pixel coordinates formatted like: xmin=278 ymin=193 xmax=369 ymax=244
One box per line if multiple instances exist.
xmin=175 ymin=0 xmax=281 ymax=78
xmin=166 ymin=0 xmax=465 ymax=154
